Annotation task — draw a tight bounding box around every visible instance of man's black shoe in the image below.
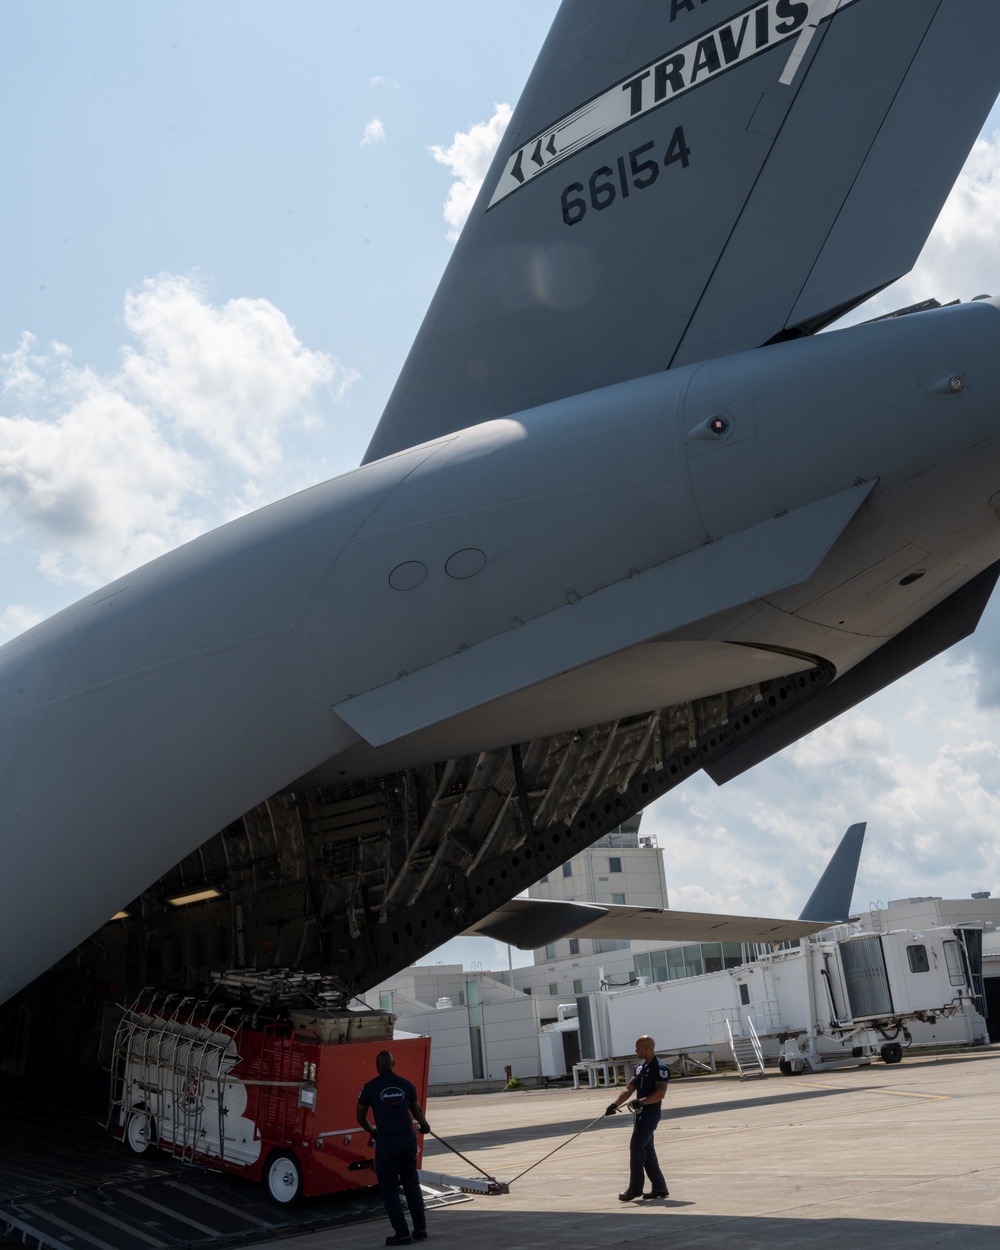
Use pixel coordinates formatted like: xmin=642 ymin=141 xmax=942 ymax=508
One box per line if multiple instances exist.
xmin=642 ymin=1189 xmax=669 ymax=1199
xmin=414 ymin=1233 xmax=429 ymax=1242
xmin=618 ymin=1190 xmax=642 ymax=1201
xmin=385 ymin=1237 xmax=412 ymax=1246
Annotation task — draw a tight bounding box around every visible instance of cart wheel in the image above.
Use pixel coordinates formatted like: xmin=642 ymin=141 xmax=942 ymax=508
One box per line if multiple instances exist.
xmin=778 ymin=1059 xmax=794 ymax=1076
xmin=265 ymin=1150 xmax=303 ymax=1205
xmin=880 ymin=1042 xmax=903 ymax=1065
xmin=125 ymin=1108 xmax=155 ymax=1155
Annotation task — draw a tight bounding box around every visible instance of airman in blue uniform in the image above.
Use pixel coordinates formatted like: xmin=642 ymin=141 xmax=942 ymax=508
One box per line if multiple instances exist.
xmin=605 ymin=1034 xmax=669 ymax=1201
xmin=357 ymin=1050 xmax=431 ymax=1245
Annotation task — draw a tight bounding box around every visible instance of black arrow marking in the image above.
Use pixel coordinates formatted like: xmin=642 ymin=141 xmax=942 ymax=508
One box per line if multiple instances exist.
xmin=511 ymin=150 xmax=525 ymax=184
xmin=545 ymin=134 xmax=557 ymax=156
xmin=531 ymin=139 xmax=544 ymax=167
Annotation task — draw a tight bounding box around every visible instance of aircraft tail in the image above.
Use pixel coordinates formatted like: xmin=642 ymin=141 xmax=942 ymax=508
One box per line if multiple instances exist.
xmin=797 ymin=822 xmax=866 ymax=922
xmin=365 ymin=0 xmax=1000 ymax=463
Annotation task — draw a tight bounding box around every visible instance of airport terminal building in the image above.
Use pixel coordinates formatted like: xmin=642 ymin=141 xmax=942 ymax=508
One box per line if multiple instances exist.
xmin=362 ymin=827 xmax=999 ymax=1088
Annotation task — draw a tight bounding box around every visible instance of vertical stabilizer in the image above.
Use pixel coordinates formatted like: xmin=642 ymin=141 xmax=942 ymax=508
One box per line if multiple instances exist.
xmin=798 ymin=822 xmax=866 ymax=922
xmin=364 ymin=0 xmax=1000 ymax=463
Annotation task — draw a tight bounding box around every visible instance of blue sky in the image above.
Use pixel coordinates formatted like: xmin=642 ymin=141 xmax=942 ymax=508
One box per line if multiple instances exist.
xmin=3 ymin=3 xmax=1000 ymax=973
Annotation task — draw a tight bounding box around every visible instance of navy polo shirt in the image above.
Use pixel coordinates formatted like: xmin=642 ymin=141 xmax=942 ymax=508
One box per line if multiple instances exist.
xmin=358 ymin=1070 xmax=419 ymax=1136
xmin=633 ymin=1056 xmax=670 ymax=1101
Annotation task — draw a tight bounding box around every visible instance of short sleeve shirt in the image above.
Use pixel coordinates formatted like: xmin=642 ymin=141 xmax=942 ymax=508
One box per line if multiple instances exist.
xmin=358 ymin=1070 xmax=418 ymax=1136
xmin=633 ymin=1056 xmax=670 ymax=1100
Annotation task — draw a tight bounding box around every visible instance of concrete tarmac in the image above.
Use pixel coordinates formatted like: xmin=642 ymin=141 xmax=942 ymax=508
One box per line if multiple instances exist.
xmin=255 ymin=1050 xmax=1000 ymax=1249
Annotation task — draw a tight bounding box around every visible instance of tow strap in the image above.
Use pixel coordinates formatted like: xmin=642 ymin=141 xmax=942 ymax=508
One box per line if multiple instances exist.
xmin=422 ymin=1107 xmax=619 ymax=1196
xmin=506 ymin=1111 xmax=610 ymax=1184
xmin=424 ymin=1130 xmax=510 ymax=1194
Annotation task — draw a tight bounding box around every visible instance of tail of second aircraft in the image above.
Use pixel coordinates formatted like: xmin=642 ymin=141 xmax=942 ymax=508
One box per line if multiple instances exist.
xmin=798 ymin=822 xmax=866 ymax=923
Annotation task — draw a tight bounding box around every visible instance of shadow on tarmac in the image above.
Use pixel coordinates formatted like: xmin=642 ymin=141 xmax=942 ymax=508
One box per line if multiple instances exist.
xmin=421 ymin=1208 xmax=1000 ymax=1250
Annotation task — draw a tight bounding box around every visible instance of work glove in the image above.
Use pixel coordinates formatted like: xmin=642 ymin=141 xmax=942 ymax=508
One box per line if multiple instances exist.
xmin=605 ymin=1102 xmax=619 ymax=1116
xmin=628 ymin=1098 xmax=643 ymax=1112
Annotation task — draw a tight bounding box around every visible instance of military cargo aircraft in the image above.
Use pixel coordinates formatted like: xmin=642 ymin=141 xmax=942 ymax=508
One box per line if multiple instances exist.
xmin=2 ymin=1 xmax=1000 ymax=1039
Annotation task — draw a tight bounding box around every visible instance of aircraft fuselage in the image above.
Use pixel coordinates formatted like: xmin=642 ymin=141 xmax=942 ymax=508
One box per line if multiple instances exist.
xmin=2 ymin=299 xmax=1000 ymax=1004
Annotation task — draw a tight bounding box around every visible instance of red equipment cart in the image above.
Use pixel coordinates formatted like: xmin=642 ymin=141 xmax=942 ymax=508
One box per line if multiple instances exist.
xmin=108 ymin=971 xmax=431 ymax=1204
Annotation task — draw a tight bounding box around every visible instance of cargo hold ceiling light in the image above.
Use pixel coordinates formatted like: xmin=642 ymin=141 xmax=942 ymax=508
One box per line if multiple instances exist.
xmin=110 ymin=910 xmax=130 ymax=921
xmin=166 ymin=887 xmax=223 ymax=907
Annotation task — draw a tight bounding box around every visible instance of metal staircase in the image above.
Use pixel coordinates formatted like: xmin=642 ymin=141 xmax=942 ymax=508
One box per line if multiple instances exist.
xmin=725 ymin=1016 xmax=765 ymax=1080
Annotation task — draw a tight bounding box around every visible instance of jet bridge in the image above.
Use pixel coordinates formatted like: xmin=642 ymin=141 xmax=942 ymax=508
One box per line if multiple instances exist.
xmin=776 ymin=924 xmax=987 ymax=1074
xmin=592 ymin=924 xmax=986 ymax=1076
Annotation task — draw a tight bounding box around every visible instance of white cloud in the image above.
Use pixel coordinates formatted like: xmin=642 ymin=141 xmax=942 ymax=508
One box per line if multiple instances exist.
xmin=369 ymin=76 xmax=398 ymax=90
xmin=361 ymin=118 xmax=386 ymax=147
xmin=0 ymin=337 xmax=201 ymax=585
xmin=0 ymin=275 xmax=356 ymax=588
xmin=430 ymin=103 xmax=512 ymax=241
xmin=786 ymin=709 xmax=890 ymax=770
xmin=120 ymin=275 xmax=349 ymax=473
